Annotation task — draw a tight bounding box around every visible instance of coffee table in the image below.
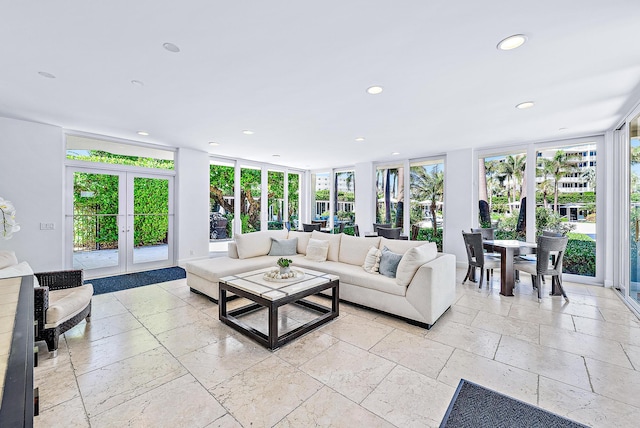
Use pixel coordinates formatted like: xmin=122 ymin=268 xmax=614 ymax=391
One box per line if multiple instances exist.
xmin=218 ymin=267 xmax=339 ymax=350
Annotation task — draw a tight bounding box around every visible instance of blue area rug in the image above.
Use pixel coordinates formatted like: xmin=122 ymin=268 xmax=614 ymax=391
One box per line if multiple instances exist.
xmin=440 ymin=379 xmax=589 ymax=427
xmin=87 ymin=267 xmax=186 ymax=295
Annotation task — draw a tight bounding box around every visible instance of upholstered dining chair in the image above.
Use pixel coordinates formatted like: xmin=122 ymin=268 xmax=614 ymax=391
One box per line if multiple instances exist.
xmin=462 ymin=231 xmax=501 ymax=288
xmin=513 ymin=235 xmax=569 ymax=302
xmin=377 ymin=227 xmax=402 ymax=239
xmin=34 ymin=269 xmax=93 ymax=357
xmin=302 ymin=223 xmax=321 ymax=232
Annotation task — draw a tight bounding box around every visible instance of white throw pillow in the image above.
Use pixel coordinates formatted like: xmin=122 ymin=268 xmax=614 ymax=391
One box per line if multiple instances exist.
xmin=0 ymin=250 xmax=18 ymax=270
xmin=362 ymin=246 xmax=382 ymax=274
xmin=310 ymin=230 xmax=341 ymax=261
xmin=396 ymin=242 xmax=438 ymax=286
xmin=305 ymin=238 xmax=330 ymax=262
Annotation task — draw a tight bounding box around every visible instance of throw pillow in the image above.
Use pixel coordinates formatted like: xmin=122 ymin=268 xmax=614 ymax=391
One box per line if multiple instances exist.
xmin=379 ymin=246 xmax=402 ymax=278
xmin=0 ymin=250 xmax=18 ymax=270
xmin=396 ymin=242 xmax=438 ymax=286
xmin=305 ymin=238 xmax=330 ymax=262
xmin=268 ymin=238 xmax=298 ymax=256
xmin=362 ymin=246 xmax=382 ymax=274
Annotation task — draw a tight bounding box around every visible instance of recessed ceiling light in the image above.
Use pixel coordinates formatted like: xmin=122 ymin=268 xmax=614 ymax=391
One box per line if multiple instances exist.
xmin=367 ymin=86 xmax=383 ymax=95
xmin=209 ymin=142 xmax=220 ymax=146
xmin=38 ymin=71 xmax=56 ymax=79
xmin=131 ymin=80 xmax=144 ymax=87
xmin=354 ymin=137 xmax=365 ymax=142
xmin=272 ymin=154 xmax=281 ymax=157
xmin=137 ymin=131 xmax=149 ymax=136
xmin=391 ymin=152 xmax=400 ymax=156
xmin=163 ymin=42 xmax=180 ymax=53
xmin=497 ymin=34 xmax=527 ymax=51
xmin=515 ymin=101 xmax=535 ymax=109
xmin=242 ymin=130 xmax=254 ymax=135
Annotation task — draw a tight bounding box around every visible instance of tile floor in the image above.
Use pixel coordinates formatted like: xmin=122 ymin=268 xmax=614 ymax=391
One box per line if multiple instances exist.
xmin=33 ymin=269 xmax=640 ymax=427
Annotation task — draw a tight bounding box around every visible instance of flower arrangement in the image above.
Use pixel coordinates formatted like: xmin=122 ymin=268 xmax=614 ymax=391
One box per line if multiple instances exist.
xmin=0 ymin=197 xmax=20 ymax=240
xmin=277 ymin=258 xmax=292 ymax=268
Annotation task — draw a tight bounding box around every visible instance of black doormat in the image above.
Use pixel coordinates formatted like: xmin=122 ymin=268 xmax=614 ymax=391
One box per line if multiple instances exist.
xmin=440 ymin=379 xmax=589 ymax=428
xmin=87 ymin=267 xmax=186 ymax=295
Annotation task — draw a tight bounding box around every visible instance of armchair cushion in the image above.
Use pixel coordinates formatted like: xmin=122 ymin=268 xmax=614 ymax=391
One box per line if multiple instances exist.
xmin=45 ymin=283 xmax=94 ymax=328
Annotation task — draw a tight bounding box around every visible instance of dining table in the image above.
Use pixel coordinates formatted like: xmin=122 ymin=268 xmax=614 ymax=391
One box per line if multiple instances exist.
xmin=482 ymin=240 xmax=537 ymax=296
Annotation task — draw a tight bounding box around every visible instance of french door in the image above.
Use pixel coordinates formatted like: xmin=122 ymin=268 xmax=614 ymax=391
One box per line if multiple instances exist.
xmin=66 ymin=167 xmax=174 ymax=278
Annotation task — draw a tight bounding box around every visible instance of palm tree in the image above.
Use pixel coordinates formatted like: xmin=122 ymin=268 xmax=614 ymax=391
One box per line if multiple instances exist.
xmin=410 ymin=165 xmax=444 ymax=235
xmin=499 ymin=155 xmax=526 ymax=213
xmin=582 ymin=166 xmax=596 ymax=191
xmin=540 ymin=150 xmax=581 ymax=212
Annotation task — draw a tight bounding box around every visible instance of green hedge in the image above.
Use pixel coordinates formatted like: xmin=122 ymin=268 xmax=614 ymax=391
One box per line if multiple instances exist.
xmin=564 ymin=238 xmax=595 ymax=276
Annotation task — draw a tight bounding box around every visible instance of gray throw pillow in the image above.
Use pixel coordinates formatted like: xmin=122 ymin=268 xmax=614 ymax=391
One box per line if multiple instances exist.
xmin=379 ymin=246 xmax=402 ymax=278
xmin=268 ymin=238 xmax=298 ymax=256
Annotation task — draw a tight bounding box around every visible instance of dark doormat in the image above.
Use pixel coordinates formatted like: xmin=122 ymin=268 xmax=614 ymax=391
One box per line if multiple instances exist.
xmin=440 ymin=379 xmax=589 ymax=428
xmin=87 ymin=267 xmax=186 ymax=295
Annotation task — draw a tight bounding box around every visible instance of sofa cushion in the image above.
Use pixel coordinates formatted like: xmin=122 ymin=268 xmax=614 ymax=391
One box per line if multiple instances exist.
xmin=186 ymin=255 xmax=277 ymax=282
xmin=378 ymin=237 xmax=426 ymax=255
xmin=305 ymin=238 xmax=329 ymax=262
xmin=287 ymin=231 xmax=312 ymax=255
xmin=311 ymin=230 xmax=341 ymax=261
xmin=268 ymin=238 xmax=297 ymax=256
xmin=228 ymin=242 xmax=239 ymax=259
xmin=339 ymin=234 xmax=379 ymax=266
xmin=379 ymin=246 xmax=402 ymax=278
xmin=45 ymin=283 xmax=94 ymax=328
xmin=396 ymin=243 xmax=438 ymax=286
xmin=0 ymin=250 xmax=18 ymax=269
xmin=235 ymin=230 xmax=288 ymax=259
xmin=362 ymin=246 xmax=382 ymax=274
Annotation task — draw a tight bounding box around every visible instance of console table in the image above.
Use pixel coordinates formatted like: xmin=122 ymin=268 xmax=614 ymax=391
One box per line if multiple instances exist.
xmin=0 ymin=275 xmax=36 ymax=427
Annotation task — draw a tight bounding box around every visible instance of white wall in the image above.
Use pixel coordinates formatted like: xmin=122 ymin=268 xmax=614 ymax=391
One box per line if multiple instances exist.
xmin=443 ymin=148 xmax=476 ymax=266
xmin=0 ymin=117 xmax=65 ymax=271
xmin=354 ymin=162 xmax=375 ymax=233
xmin=175 ymin=147 xmax=210 ymax=264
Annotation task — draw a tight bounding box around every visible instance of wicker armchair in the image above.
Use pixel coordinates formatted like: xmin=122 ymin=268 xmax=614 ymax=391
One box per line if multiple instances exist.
xmin=34 ymin=270 xmax=93 ymax=357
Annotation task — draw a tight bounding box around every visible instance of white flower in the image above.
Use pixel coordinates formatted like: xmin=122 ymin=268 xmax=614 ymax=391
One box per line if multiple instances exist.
xmin=0 ymin=197 xmax=20 ymax=240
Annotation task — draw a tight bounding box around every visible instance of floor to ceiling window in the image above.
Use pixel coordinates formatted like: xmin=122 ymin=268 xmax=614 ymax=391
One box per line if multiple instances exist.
xmin=240 ymin=166 xmax=261 ymax=232
xmin=334 ymin=170 xmax=355 ymax=234
xmin=478 ymin=151 xmax=527 ymax=240
xmin=376 ymin=165 xmax=404 ymax=231
xmin=536 ymin=142 xmax=597 ymax=277
xmin=312 ymin=172 xmax=330 ymax=221
xmin=629 ymin=113 xmax=640 ymax=305
xmin=209 ymin=160 xmax=235 ymax=240
xmin=410 ymin=159 xmax=444 ymax=250
xmin=288 ymin=172 xmax=300 ymax=230
xmin=268 ymin=170 xmax=285 ymax=230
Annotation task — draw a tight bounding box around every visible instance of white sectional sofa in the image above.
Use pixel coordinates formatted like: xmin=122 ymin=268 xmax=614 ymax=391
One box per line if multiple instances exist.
xmin=185 ymin=230 xmax=456 ymax=328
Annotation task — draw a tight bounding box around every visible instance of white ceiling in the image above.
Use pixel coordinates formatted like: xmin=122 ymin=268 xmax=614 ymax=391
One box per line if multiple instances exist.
xmin=2 ymin=1 xmax=640 ymax=169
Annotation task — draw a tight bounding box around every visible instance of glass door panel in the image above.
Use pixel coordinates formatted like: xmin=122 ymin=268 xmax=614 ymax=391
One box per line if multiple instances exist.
xmin=131 ymin=176 xmax=170 ymax=266
xmin=630 ymin=113 xmax=640 ymax=304
xmin=71 ymin=171 xmax=124 ymax=275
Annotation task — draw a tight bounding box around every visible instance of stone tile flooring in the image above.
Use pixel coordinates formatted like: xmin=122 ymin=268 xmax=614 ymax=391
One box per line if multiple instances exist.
xmin=34 ymin=269 xmax=640 ymax=427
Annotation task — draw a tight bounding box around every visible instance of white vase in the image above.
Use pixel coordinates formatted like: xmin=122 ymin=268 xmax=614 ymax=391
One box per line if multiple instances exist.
xmin=279 ymin=266 xmax=291 ymax=275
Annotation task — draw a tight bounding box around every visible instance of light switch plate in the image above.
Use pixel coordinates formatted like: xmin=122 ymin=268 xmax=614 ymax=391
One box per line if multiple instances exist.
xmin=40 ymin=223 xmax=55 ymax=230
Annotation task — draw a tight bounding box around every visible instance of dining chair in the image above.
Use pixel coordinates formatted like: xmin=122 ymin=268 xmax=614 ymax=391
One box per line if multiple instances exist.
xmin=302 ymin=223 xmax=321 ymax=232
xmin=513 ymin=235 xmax=569 ymax=302
xmin=471 ymin=227 xmax=495 ymax=240
xmin=336 ymin=222 xmax=345 ymax=234
xmin=462 ymin=231 xmax=501 ymax=288
xmin=373 ymin=223 xmax=392 ymax=233
xmin=377 ymin=227 xmax=402 ymax=239
xmin=354 ymin=224 xmax=360 ymax=237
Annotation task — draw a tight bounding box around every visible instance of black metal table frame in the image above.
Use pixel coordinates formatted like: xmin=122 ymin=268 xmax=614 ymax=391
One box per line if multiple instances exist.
xmin=219 ymin=277 xmax=339 ymax=350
